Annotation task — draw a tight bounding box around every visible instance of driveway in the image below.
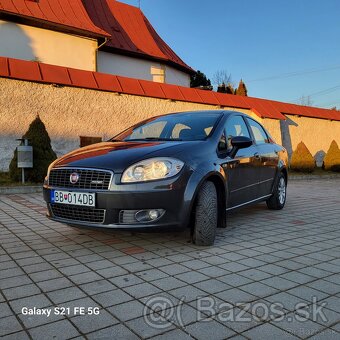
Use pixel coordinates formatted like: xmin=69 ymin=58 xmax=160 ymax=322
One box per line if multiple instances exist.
xmin=0 ymin=180 xmax=339 ymax=339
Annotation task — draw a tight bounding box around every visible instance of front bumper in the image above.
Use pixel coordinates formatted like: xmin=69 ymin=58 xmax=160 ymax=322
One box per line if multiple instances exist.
xmin=43 ymin=171 xmax=192 ymax=229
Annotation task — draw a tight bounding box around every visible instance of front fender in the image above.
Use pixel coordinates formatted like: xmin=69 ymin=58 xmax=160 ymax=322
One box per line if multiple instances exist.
xmin=178 ymin=162 xmax=227 ymax=228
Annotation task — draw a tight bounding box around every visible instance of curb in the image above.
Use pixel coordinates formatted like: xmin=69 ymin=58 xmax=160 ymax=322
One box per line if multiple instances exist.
xmin=0 ymin=186 xmax=43 ymax=194
xmin=289 ymin=174 xmax=340 ymax=180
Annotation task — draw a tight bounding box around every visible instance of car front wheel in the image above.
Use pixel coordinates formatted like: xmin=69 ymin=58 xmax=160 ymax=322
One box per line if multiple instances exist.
xmin=192 ymin=181 xmax=218 ymax=246
xmin=266 ymin=173 xmax=287 ymax=210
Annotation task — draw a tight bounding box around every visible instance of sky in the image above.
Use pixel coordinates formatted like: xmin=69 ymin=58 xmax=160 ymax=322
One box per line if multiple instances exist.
xmin=120 ymin=0 xmax=340 ymax=109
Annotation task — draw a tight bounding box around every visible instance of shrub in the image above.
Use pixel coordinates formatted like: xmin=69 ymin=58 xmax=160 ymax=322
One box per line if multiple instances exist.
xmin=290 ymin=142 xmax=315 ymax=172
xmin=323 ymin=140 xmax=340 ymax=172
xmin=9 ymin=116 xmax=57 ymax=183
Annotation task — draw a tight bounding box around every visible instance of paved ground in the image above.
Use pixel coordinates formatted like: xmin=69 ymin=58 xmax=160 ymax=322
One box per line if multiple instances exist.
xmin=0 ymin=180 xmax=339 ymax=340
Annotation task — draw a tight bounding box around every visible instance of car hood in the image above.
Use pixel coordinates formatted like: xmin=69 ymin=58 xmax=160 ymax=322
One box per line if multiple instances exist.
xmin=52 ymin=141 xmax=201 ymax=172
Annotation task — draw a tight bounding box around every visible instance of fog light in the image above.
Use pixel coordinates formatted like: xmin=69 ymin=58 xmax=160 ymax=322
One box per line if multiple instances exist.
xmin=149 ymin=210 xmax=160 ymax=220
xmin=135 ymin=209 xmax=164 ymax=222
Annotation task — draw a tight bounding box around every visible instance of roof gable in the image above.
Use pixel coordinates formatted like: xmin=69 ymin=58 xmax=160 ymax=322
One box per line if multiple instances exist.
xmin=0 ymin=0 xmax=108 ymax=38
xmin=82 ymin=0 xmax=194 ymax=74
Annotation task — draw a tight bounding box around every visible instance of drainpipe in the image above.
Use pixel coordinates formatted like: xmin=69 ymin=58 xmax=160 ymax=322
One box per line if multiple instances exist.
xmin=95 ymin=38 xmax=108 ymax=72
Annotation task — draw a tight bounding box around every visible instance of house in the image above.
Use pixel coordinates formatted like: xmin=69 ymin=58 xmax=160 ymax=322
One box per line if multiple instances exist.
xmin=0 ymin=0 xmax=193 ymax=85
xmin=0 ymin=0 xmax=340 ymax=171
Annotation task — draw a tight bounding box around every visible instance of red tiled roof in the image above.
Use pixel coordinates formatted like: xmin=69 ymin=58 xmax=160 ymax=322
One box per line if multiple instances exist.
xmin=0 ymin=0 xmax=108 ymax=37
xmin=82 ymin=0 xmax=194 ymax=74
xmin=1 ymin=56 xmax=340 ymax=121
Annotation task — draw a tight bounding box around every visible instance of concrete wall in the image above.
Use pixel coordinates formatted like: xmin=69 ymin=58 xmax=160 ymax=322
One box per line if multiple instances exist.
xmin=1 ymin=77 xmax=339 ymax=171
xmin=98 ymin=51 xmax=190 ymax=87
xmin=282 ymin=115 xmax=340 ymax=166
xmin=0 ymin=20 xmax=97 ymax=71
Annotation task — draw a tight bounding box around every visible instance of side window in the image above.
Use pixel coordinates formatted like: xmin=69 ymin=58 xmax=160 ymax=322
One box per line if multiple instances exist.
xmin=246 ymin=118 xmax=270 ymax=144
xmin=225 ymin=116 xmax=251 ymax=150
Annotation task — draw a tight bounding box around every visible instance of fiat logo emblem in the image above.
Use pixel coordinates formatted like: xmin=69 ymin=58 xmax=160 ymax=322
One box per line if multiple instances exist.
xmin=70 ymin=172 xmax=79 ymax=184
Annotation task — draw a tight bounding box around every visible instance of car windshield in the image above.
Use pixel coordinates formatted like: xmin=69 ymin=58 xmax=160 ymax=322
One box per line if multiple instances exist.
xmin=113 ymin=112 xmax=222 ymax=142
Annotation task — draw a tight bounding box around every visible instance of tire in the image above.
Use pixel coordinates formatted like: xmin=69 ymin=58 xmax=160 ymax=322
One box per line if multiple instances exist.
xmin=266 ymin=173 xmax=287 ymax=210
xmin=192 ymin=181 xmax=218 ymax=246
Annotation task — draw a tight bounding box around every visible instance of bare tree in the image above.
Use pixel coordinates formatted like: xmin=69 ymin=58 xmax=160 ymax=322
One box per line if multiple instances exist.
xmin=212 ymin=70 xmax=233 ymax=87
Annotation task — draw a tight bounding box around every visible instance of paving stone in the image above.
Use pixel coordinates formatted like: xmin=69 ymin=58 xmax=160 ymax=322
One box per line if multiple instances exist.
xmin=0 ymin=331 xmax=30 ymax=340
xmin=9 ymin=294 xmax=51 ymax=314
xmin=36 ymin=277 xmax=73 ymax=292
xmin=175 ymin=271 xmax=210 ymax=284
xmin=69 ymin=272 xmax=103 ymax=285
xmin=159 ymin=264 xmax=190 ymax=275
xmin=150 ymin=328 xmax=194 ymax=340
xmin=152 ymin=277 xmax=187 ymax=290
xmin=123 ymin=282 xmax=161 ymax=299
xmin=135 ymin=268 xmax=169 ymax=281
xmin=0 ymin=316 xmax=23 ymax=337
xmin=194 ymin=279 xmax=232 ymax=294
xmin=185 ymin=319 xmax=235 ymax=340
xmin=92 ymin=289 xmax=133 ymax=307
xmin=28 ymin=319 xmax=79 ymax=339
xmin=71 ymin=310 xmax=117 ymax=333
xmin=87 ymin=324 xmax=139 ymax=339
xmin=215 ymin=288 xmax=258 ymax=305
xmin=243 ymin=322 xmax=299 ymax=339
xmin=47 ymin=286 xmax=86 ymax=304
xmin=0 ymin=302 xmax=13 ymax=318
xmin=80 ymin=280 xmax=116 ymax=295
xmin=126 ymin=315 xmax=175 ymax=338
xmin=109 ymin=274 xmax=144 ymax=288
xmin=29 ymin=269 xmax=63 ymax=282
xmin=3 ymin=284 xmax=41 ymax=300
xmin=239 ymin=282 xmax=279 ymax=298
xmin=108 ymin=300 xmax=145 ymax=321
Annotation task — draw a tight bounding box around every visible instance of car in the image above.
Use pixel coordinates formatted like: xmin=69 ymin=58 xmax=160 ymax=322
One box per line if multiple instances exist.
xmin=43 ymin=110 xmax=288 ymax=246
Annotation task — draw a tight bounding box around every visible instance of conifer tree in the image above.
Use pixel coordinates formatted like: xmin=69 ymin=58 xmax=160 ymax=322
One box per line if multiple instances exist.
xmin=9 ymin=116 xmax=57 ymax=182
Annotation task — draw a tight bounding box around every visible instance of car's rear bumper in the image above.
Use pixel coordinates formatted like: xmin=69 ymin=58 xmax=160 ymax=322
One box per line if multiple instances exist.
xmin=43 ymin=172 xmax=192 ymax=230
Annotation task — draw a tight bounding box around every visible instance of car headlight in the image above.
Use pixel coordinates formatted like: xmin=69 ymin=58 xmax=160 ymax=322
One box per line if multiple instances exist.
xmin=121 ymin=158 xmax=184 ymax=183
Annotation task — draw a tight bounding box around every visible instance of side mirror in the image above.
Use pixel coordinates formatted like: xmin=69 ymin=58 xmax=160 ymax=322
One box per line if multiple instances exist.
xmin=229 ymin=136 xmax=253 ymax=157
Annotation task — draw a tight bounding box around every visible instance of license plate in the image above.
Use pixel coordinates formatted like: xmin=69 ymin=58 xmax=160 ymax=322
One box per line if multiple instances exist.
xmin=51 ymin=190 xmax=95 ymax=207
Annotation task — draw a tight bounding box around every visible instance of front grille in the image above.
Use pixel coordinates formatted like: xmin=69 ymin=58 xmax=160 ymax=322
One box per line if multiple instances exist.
xmin=49 ymin=168 xmax=112 ymax=190
xmin=50 ymin=204 xmax=105 ymax=224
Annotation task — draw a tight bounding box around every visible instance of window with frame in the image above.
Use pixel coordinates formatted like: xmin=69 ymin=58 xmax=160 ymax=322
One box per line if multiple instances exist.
xmin=246 ymin=118 xmax=270 ymax=144
xmin=224 ymin=116 xmax=251 ymax=150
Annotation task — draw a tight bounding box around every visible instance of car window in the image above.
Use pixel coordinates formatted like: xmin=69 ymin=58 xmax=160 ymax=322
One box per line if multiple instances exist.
xmin=126 ymin=121 xmax=167 ymax=140
xmin=225 ymin=116 xmax=251 ymax=150
xmin=118 ymin=112 xmax=221 ymax=141
xmin=246 ymin=118 xmax=270 ymax=144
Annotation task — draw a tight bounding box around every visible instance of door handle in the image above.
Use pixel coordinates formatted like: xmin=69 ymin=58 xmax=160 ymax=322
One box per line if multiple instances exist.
xmin=254 ymin=153 xmax=261 ymax=160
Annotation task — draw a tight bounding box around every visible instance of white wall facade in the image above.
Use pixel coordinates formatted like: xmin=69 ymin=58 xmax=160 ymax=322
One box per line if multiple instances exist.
xmin=0 ymin=20 xmax=97 ymax=71
xmin=98 ymin=51 xmax=190 ymax=87
xmin=0 ymin=77 xmax=282 ymax=171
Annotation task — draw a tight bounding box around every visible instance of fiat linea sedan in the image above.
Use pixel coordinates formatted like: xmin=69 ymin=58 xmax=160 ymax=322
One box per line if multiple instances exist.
xmin=43 ymin=110 xmax=288 ymax=246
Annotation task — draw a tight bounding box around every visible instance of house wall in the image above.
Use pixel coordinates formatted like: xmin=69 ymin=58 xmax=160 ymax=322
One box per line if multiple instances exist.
xmin=98 ymin=51 xmax=190 ymax=87
xmin=1 ymin=77 xmax=339 ymax=171
xmin=0 ymin=20 xmax=97 ymax=71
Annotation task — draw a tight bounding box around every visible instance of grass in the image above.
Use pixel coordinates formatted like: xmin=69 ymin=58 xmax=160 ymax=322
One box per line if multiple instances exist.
xmin=0 ymin=172 xmax=38 ymax=187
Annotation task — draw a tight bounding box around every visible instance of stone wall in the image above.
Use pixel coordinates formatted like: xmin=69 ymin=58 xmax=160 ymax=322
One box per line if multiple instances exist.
xmin=1 ymin=77 xmax=339 ymax=171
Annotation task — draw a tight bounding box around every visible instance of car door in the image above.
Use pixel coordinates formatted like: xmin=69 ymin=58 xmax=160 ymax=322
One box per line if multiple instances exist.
xmin=245 ymin=118 xmax=279 ymax=197
xmin=219 ymin=115 xmax=261 ymax=208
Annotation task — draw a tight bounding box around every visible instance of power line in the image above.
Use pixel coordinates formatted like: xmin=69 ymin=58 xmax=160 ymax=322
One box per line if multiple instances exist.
xmin=291 ymin=84 xmax=340 ymax=103
xmin=248 ymin=64 xmax=340 ymax=83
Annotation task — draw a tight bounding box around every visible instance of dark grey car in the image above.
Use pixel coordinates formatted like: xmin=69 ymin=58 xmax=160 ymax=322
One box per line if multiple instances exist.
xmin=43 ymin=110 xmax=288 ymax=246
